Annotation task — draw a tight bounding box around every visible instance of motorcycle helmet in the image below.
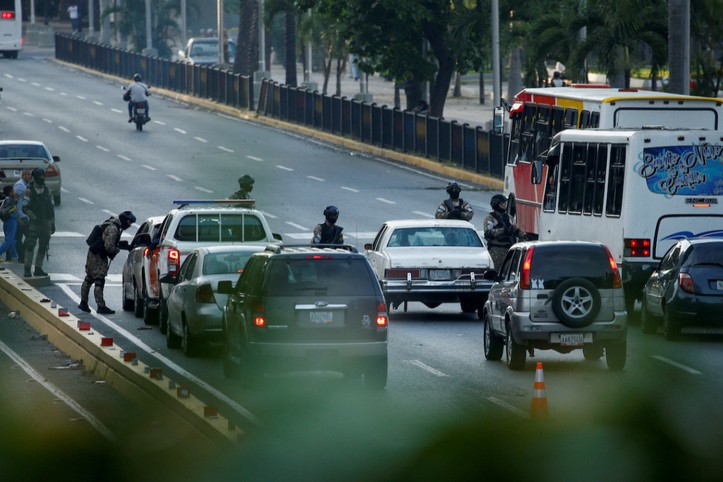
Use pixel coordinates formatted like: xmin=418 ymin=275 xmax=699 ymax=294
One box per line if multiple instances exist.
xmin=118 ymin=210 xmax=137 ymax=230
xmin=323 ymin=205 xmax=339 ymax=224
xmin=238 ymin=174 xmax=255 ymax=189
xmin=446 ymin=181 xmax=461 ymax=199
xmin=133 ymin=73 xmax=142 ymax=82
xmin=31 ymin=168 xmax=46 ymax=186
xmin=490 ymin=194 xmax=507 ymax=212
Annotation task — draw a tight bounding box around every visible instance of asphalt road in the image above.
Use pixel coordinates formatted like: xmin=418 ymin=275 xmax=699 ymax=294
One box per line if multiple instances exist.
xmin=2 ymin=48 xmax=723 ymax=481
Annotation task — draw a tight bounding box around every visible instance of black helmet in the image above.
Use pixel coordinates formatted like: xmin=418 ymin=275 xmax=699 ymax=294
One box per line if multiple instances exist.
xmin=490 ymin=194 xmax=507 ymax=211
xmin=238 ymin=174 xmax=254 ymax=188
xmin=118 ymin=210 xmax=136 ymax=230
xmin=446 ymin=181 xmax=462 ymax=198
xmin=31 ymin=168 xmax=46 ymax=185
xmin=323 ymin=205 xmax=339 ymax=224
xmin=133 ymin=73 xmax=142 ymax=82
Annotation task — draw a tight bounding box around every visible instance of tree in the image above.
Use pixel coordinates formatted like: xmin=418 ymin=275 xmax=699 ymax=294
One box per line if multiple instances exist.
xmin=234 ymin=0 xmax=258 ymax=76
xmin=265 ymin=0 xmax=298 ymax=87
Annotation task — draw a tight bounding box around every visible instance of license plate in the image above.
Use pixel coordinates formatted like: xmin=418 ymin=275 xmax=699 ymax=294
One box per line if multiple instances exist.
xmin=559 ymin=333 xmax=584 ymax=346
xmin=13 ymin=170 xmax=22 ymax=177
xmin=717 ymin=280 xmax=723 ymax=290
xmin=137 ymin=108 xmax=146 ymax=114
xmin=309 ymin=311 xmax=333 ymax=324
xmin=429 ymin=269 xmax=452 ymax=280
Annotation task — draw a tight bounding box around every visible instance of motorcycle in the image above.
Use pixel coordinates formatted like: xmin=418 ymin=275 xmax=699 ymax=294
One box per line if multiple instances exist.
xmin=122 ymin=86 xmax=150 ymax=131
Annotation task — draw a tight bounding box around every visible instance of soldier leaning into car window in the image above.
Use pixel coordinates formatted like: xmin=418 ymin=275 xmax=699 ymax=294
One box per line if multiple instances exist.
xmin=483 ymin=194 xmax=527 ymax=270
xmin=435 ymin=181 xmax=473 ymax=221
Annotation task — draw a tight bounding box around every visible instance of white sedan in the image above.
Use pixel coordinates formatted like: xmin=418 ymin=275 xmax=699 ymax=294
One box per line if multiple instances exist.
xmin=364 ymin=219 xmax=495 ymax=313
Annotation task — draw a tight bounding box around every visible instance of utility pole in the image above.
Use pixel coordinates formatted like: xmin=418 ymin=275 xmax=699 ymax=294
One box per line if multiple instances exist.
xmin=491 ymin=0 xmax=501 ymax=108
xmin=668 ymin=0 xmax=690 ymax=95
xmin=181 ymin=0 xmax=187 ymax=47
xmin=217 ymin=0 xmax=223 ymax=63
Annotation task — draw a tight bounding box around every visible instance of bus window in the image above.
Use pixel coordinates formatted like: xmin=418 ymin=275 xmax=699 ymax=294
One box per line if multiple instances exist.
xmin=535 ymin=104 xmax=552 ymax=156
xmin=564 ymin=108 xmax=578 ymax=129
xmin=593 ymin=144 xmax=608 ymax=215
xmin=520 ymin=103 xmax=537 ymax=163
xmin=507 ymin=116 xmax=522 ymax=166
xmin=550 ymin=106 xmax=565 ymax=137
xmin=583 ymin=143 xmax=598 ymax=214
xmin=590 ymin=111 xmax=600 ymax=127
xmin=557 ymin=143 xmax=573 ymax=213
xmin=580 ymin=110 xmax=591 ymax=129
xmin=568 ymin=143 xmax=587 ymax=214
xmin=543 ymin=163 xmax=559 ymax=212
xmin=605 ymin=145 xmax=626 ymax=217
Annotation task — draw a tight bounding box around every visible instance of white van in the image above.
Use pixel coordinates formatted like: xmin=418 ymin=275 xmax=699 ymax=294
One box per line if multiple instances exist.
xmin=0 ymin=0 xmax=22 ymax=59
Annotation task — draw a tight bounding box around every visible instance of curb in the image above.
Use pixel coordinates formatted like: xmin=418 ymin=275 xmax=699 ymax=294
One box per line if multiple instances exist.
xmin=0 ymin=267 xmax=243 ymax=445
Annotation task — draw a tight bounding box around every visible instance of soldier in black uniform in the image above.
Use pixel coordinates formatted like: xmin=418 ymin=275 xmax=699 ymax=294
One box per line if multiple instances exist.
xmin=22 ymin=168 xmax=55 ymax=278
xmin=311 ymin=206 xmax=344 ymax=245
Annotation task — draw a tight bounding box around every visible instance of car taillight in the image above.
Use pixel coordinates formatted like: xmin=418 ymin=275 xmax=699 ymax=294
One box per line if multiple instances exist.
xmin=252 ymin=303 xmax=265 ymax=327
xmin=376 ymin=302 xmax=388 ymax=327
xmin=1 ymin=12 xmax=15 ymax=19
xmin=45 ymin=164 xmax=60 ymax=178
xmin=385 ymin=268 xmax=420 ymax=279
xmin=195 ymin=284 xmax=215 ymax=303
xmin=603 ymin=246 xmax=623 ymax=289
xmin=624 ymin=238 xmax=651 ymax=257
xmin=520 ymin=247 xmax=534 ymax=289
xmin=679 ymin=273 xmax=695 ymax=293
xmin=167 ymin=248 xmax=180 ymax=273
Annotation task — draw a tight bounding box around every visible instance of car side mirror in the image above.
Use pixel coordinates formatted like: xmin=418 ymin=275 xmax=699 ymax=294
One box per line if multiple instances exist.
xmin=363 ymin=243 xmax=373 ymax=250
xmin=53 ymin=155 xmax=61 ymax=163
xmin=177 ymin=49 xmax=186 ymax=59
xmin=159 ymin=272 xmax=177 ymax=284
xmin=218 ymin=280 xmax=233 ymax=294
xmin=134 ymin=232 xmax=152 ymax=247
xmin=273 ymin=233 xmax=283 ymax=241
xmin=531 ymin=158 xmax=542 ymax=185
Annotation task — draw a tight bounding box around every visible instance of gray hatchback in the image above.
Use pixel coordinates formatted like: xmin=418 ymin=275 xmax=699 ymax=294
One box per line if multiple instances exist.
xmin=481 ymin=241 xmax=628 ymax=370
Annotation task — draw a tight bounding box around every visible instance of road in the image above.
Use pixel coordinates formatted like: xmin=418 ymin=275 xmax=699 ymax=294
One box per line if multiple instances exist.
xmin=2 ymin=48 xmax=723 ymax=480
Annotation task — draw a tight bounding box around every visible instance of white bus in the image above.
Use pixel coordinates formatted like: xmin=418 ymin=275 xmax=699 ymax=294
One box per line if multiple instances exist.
xmin=530 ymin=127 xmax=723 ymax=313
xmin=0 ymin=0 xmax=21 ymax=59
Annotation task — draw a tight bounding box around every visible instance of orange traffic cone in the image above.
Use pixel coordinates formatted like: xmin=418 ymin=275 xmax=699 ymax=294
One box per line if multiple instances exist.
xmin=530 ymin=362 xmax=549 ymax=419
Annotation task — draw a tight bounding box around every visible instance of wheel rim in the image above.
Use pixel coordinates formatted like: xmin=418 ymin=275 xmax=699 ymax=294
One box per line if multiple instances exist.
xmin=560 ymin=286 xmax=594 ymax=319
xmin=483 ymin=319 xmax=491 ymax=354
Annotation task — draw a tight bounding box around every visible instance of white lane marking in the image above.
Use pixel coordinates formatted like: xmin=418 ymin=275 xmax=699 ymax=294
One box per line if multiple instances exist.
xmin=0 ymin=340 xmax=116 ymax=441
xmin=23 ymin=112 xmax=36 ymax=117
xmin=45 ymin=87 xmax=56 ymax=92
xmin=31 ymin=82 xmax=41 ymax=86
xmin=58 ymin=284 xmax=261 ymax=426
xmin=102 ymin=209 xmax=115 ymax=216
xmin=76 ymin=95 xmax=86 ymax=100
xmin=6 ymin=106 xmax=17 ymax=111
xmin=652 ymin=355 xmax=701 ymax=375
xmin=343 ymin=232 xmax=377 ymax=239
xmin=194 ymin=186 xmax=213 ymax=193
xmin=413 ymin=211 xmax=435 ymax=218
xmin=48 ymin=232 xmax=84 ymax=238
xmin=96 ymin=145 xmax=110 ymax=152
xmin=152 ymin=120 xmax=166 ymax=125
xmin=486 ymin=397 xmax=527 ymax=417
xmin=341 ymin=186 xmax=359 ymax=192
xmin=247 ymin=155 xmax=263 ymax=162
xmin=117 ymin=154 xmax=132 ymax=162
xmin=76 ymin=136 xmax=88 ymax=142
xmin=173 ymin=127 xmax=187 ymax=134
xmin=257 ymin=210 xmax=277 ymax=219
xmin=111 ymin=108 xmax=123 ymax=114
xmin=168 ymin=174 xmax=182 ymax=182
xmin=78 ymin=198 xmax=94 ymax=205
xmin=376 ymin=197 xmax=396 ymax=204
xmin=285 ymin=222 xmax=308 ymax=230
xmin=42 ymin=118 xmax=53 ymax=123
xmin=406 ymin=359 xmax=448 ymax=377
xmin=93 ymin=100 xmax=103 ymax=106
xmin=284 ymin=233 xmax=313 ymax=240
xmin=307 ymin=176 xmax=325 ymax=182
xmin=276 ymin=165 xmax=294 ymax=171
xmin=141 ymin=164 xmax=157 ymax=171
xmin=218 ymin=146 xmax=233 ymax=153
xmin=58 ymin=126 xmax=70 ymax=132
xmin=194 ymin=137 xmax=208 ymax=143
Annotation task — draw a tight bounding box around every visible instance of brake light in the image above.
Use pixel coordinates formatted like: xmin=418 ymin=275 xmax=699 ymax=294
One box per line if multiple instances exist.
xmin=45 ymin=164 xmax=60 ymax=178
xmin=520 ymin=247 xmax=534 ymax=289
xmin=167 ymin=248 xmax=180 ymax=272
xmin=1 ymin=12 xmax=15 ymax=20
xmin=624 ymin=238 xmax=651 ymax=257
xmin=307 ymin=254 xmax=332 ymax=260
xmin=385 ymin=268 xmax=420 ymax=279
xmin=679 ymin=273 xmax=695 ymax=293
xmin=252 ymin=303 xmax=265 ymax=327
xmin=602 ymin=246 xmax=623 ymax=288
xmin=195 ymin=283 xmax=215 ymax=303
xmin=376 ymin=302 xmax=388 ymax=327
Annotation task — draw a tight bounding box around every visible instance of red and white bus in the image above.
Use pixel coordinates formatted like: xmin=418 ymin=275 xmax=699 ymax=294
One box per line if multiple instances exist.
xmin=503 ymin=86 xmax=723 ymax=237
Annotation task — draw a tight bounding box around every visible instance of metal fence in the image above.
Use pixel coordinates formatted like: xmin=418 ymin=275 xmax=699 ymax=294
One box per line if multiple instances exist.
xmin=55 ymin=33 xmax=507 ymax=179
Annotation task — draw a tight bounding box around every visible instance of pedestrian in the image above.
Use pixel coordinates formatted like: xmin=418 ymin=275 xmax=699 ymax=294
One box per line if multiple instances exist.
xmin=14 ymin=168 xmax=32 ymax=262
xmin=311 ymin=206 xmax=344 ymax=245
xmin=22 ymin=168 xmax=55 ymax=278
xmin=482 ymin=194 xmax=527 ymax=270
xmin=0 ymin=185 xmax=27 ymax=262
xmin=229 ymin=174 xmax=254 ymax=200
xmin=67 ymin=3 xmax=79 ymax=33
xmin=78 ymin=211 xmax=136 ymax=315
xmin=435 ymin=181 xmax=473 ymax=221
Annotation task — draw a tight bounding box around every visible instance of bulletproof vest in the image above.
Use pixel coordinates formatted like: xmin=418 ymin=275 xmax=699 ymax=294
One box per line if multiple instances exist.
xmin=27 ymin=185 xmax=53 ymax=220
xmin=444 ymin=198 xmax=465 ymax=219
xmin=319 ymin=223 xmax=343 ymax=244
xmin=486 ymin=211 xmax=516 ymax=246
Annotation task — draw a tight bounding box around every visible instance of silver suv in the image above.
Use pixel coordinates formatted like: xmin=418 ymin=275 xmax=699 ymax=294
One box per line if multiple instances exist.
xmin=481 ymin=241 xmax=627 ymax=370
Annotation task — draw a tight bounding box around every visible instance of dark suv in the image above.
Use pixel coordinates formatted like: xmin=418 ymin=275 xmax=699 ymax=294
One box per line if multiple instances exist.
xmin=218 ymin=245 xmax=389 ymax=389
xmin=481 ymin=241 xmax=628 ymax=370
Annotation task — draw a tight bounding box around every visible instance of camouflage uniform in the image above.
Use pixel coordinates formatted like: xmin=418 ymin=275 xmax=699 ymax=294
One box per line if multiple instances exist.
xmin=435 ymin=197 xmax=474 ymax=221
xmin=228 ymin=189 xmax=250 ymax=200
xmin=229 ymin=174 xmax=254 ymax=200
xmin=482 ymin=210 xmax=526 ymax=271
xmin=22 ymin=182 xmax=55 ymax=276
xmin=311 ymin=222 xmax=344 ymax=244
xmin=81 ymin=218 xmax=122 ymax=309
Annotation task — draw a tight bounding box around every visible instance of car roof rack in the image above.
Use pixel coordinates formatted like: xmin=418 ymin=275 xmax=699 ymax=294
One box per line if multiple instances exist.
xmin=264 ymin=243 xmax=359 ymax=254
xmin=172 ymin=199 xmax=256 ymax=209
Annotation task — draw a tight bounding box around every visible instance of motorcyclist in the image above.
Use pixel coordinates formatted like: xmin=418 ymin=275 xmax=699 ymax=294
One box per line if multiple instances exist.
xmin=126 ymin=73 xmax=150 ymax=123
xmin=311 ymin=206 xmax=344 ymax=245
xmin=482 ymin=194 xmax=526 ymax=270
xmin=229 ymin=174 xmax=255 ymax=199
xmin=435 ymin=181 xmax=473 ymax=221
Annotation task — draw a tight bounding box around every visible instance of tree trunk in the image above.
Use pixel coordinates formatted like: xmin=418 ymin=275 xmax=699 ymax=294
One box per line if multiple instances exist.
xmin=429 ymin=54 xmax=454 ymax=118
xmin=479 ymin=71 xmax=485 ymax=105
xmin=452 ymin=71 xmax=461 ymax=97
xmin=284 ymin=10 xmax=297 ymax=87
xmin=235 ymin=0 xmax=258 ymax=76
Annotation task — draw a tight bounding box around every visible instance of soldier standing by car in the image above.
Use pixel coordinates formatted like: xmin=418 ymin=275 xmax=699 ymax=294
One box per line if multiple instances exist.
xmin=229 ymin=174 xmax=255 ymax=200
xmin=483 ymin=194 xmax=526 ymax=270
xmin=78 ymin=211 xmax=136 ymax=315
xmin=22 ymin=169 xmax=55 ymax=278
xmin=312 ymin=206 xmax=344 ymax=245
xmin=435 ymin=181 xmax=473 ymax=221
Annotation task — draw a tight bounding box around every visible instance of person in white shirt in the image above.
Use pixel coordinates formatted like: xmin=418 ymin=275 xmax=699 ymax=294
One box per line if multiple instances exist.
xmin=67 ymin=3 xmax=79 ymax=33
xmin=126 ymin=73 xmax=150 ymax=123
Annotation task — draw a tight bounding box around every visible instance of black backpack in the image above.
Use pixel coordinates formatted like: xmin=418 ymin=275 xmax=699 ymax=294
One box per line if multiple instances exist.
xmin=86 ymin=221 xmax=111 ymax=255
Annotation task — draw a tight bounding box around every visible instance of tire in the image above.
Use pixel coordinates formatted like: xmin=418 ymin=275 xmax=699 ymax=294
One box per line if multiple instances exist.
xmin=582 ymin=344 xmax=604 ymax=360
xmin=181 ymin=318 xmax=197 ymax=357
xmin=663 ymin=308 xmax=681 ymax=341
xmin=136 ymin=118 xmax=143 ymax=131
xmin=363 ymin=357 xmax=388 ymax=390
xmin=625 ymin=294 xmax=639 ymax=324
xmin=166 ymin=315 xmax=181 ymax=349
xmin=143 ymin=299 xmax=158 ymax=326
xmin=460 ymin=298 xmax=477 ymax=313
xmin=551 ymin=278 xmax=601 ymax=328
xmin=483 ymin=312 xmax=504 ymax=361
xmin=505 ymin=325 xmax=526 ymax=370
xmin=122 ymin=289 xmax=134 ymax=311
xmin=158 ymin=293 xmax=169 ymax=334
xmin=133 ymin=283 xmax=144 ymax=318
xmin=640 ymin=300 xmax=658 ymax=335
xmin=605 ymin=340 xmax=627 ymax=370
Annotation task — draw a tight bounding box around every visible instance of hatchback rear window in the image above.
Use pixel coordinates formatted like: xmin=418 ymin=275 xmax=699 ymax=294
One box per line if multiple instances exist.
xmin=530 ymin=245 xmax=614 ymax=288
xmin=203 ymin=252 xmax=255 ymax=275
xmin=682 ymin=242 xmax=723 ymax=267
xmin=264 ymin=258 xmax=377 ymax=296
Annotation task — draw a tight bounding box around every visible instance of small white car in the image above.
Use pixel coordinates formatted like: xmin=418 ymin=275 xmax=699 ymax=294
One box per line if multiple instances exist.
xmin=364 ymin=219 xmax=495 ymax=313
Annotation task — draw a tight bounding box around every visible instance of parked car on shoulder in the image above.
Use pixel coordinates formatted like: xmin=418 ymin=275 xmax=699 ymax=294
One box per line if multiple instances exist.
xmin=176 ymin=37 xmax=236 ymax=65
xmin=364 ymin=219 xmax=495 ymax=313
xmin=163 ymin=245 xmax=265 ymax=356
xmin=481 ymin=240 xmax=628 ymax=370
xmin=219 ymin=244 xmax=389 ymax=389
xmin=0 ymin=140 xmax=62 ymax=205
xmin=121 ymin=215 xmax=165 ymax=322
xmin=640 ymin=238 xmax=723 ymax=340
